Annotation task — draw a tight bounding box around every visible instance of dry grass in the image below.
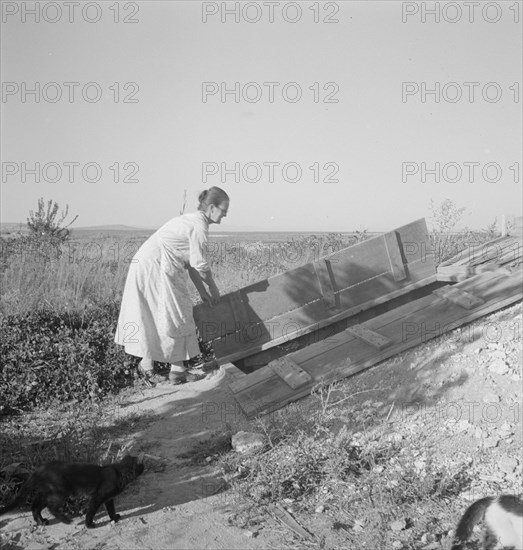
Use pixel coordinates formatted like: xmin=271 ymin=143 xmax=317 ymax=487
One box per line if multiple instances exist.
xmin=0 ymin=221 xmax=505 ymax=545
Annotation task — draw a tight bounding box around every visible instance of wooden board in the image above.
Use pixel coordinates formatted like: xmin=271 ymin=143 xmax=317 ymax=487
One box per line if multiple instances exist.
xmin=432 ymin=286 xmax=485 ymax=309
xmin=313 ymin=259 xmax=337 ymax=309
xmin=230 ymin=268 xmax=523 ymax=418
xmin=383 ymin=230 xmax=407 ymax=281
xmin=437 ymin=264 xmax=511 ymax=282
xmin=439 ymin=234 xmax=522 ymax=270
xmin=345 ymin=324 xmax=393 ymax=350
xmin=194 ymin=218 xmax=436 ymax=365
xmin=269 ymin=356 xmax=312 ymax=389
xmin=228 ymin=291 xmax=250 ymax=327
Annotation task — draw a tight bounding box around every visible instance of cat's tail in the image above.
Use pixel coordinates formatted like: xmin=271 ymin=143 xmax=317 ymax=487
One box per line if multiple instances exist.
xmin=0 ymin=476 xmax=34 ymax=516
xmin=451 ymin=496 xmax=495 ymax=550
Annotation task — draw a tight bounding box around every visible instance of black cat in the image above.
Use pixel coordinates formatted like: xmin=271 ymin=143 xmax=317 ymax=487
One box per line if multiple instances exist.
xmin=0 ymin=455 xmax=144 ymax=528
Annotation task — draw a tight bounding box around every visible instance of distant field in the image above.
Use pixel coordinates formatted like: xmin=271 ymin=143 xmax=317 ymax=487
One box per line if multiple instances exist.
xmin=1 ymin=223 xmax=377 ymax=242
xmin=0 ymin=225 xmax=367 ymax=314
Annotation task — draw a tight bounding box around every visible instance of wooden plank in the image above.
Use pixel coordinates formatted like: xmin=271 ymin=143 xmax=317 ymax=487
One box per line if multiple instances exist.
xmin=439 ymin=235 xmax=522 ymax=268
xmin=437 ymin=264 xmax=511 ymax=282
xmin=229 ymin=365 xmax=277 ymax=394
xmin=432 ymin=286 xmax=485 ymax=309
xmin=228 ymin=291 xmax=250 ymax=327
xmin=468 ymin=237 xmax=522 ymax=267
xmin=221 ymin=363 xmax=247 ymax=384
xmin=231 ymin=268 xmax=523 ymax=417
xmin=345 ymin=324 xmax=393 ymax=350
xmin=236 ymin=287 xmax=522 ymax=417
xmin=236 ymin=281 xmax=444 ymax=372
xmin=383 ymin=231 xmax=407 ymax=281
xmin=195 ymin=218 xmax=436 ymax=363
xmin=195 ymin=264 xmax=322 ymax=329
xmin=214 ymin=273 xmax=438 ymax=364
xmin=294 ymin=269 xmax=516 ymax=367
xmin=269 ymin=356 xmax=312 ymax=389
xmin=313 ymin=259 xmax=337 ymax=309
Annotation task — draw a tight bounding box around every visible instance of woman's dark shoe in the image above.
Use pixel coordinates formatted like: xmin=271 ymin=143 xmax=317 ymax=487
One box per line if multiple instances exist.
xmin=168 ymin=371 xmax=207 ymax=385
xmin=168 ymin=372 xmax=186 ymax=385
xmin=138 ymin=365 xmax=167 ymax=386
xmin=186 ymin=371 xmax=207 ymax=382
xmin=200 ymin=359 xmax=219 ymax=373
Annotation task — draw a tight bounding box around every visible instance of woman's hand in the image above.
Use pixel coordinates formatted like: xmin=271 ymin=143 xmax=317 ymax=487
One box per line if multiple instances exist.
xmin=209 ymin=285 xmax=221 ymax=305
xmin=199 ymin=290 xmax=213 ymax=306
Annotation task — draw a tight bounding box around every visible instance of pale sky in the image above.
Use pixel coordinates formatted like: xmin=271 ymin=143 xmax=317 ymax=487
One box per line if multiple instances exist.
xmin=1 ymin=1 xmax=521 ymax=232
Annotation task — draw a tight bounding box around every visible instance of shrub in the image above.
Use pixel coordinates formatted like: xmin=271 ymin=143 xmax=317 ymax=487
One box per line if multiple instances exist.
xmin=0 ymin=303 xmax=137 ymax=415
xmin=27 ymin=198 xmax=78 ymax=242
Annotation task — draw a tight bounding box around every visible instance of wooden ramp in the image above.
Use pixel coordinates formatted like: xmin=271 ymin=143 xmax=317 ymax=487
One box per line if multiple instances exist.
xmin=194 ymin=218 xmax=436 ymax=365
xmin=229 ymin=267 xmax=523 ymax=418
xmin=437 ymin=226 xmax=523 ymax=282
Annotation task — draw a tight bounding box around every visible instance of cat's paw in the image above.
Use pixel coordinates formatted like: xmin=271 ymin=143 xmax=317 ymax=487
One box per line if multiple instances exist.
xmin=112 ymin=514 xmax=122 ymax=523
xmin=86 ymin=521 xmax=97 ymax=529
xmin=36 ymin=518 xmax=49 ymax=526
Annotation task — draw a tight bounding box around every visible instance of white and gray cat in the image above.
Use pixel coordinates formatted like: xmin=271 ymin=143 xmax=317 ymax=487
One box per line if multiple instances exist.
xmin=451 ymin=495 xmax=523 ymax=550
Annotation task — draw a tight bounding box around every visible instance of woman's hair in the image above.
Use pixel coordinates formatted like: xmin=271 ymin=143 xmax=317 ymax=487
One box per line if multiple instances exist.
xmin=198 ymin=187 xmax=229 ymax=210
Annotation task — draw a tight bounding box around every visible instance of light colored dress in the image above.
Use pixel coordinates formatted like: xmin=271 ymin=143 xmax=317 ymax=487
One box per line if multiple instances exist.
xmin=115 ymin=211 xmax=210 ymax=363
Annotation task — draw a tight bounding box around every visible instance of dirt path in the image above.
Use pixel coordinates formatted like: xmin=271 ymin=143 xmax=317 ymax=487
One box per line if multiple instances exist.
xmin=0 ymin=368 xmax=285 ymax=550
xmin=2 ymin=303 xmax=521 ymax=550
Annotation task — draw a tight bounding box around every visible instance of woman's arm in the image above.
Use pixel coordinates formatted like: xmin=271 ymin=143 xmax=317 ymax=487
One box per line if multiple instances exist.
xmin=199 ymin=269 xmax=220 ymax=300
xmin=188 ymin=224 xmax=220 ymax=304
xmin=187 ymin=266 xmax=220 ymax=304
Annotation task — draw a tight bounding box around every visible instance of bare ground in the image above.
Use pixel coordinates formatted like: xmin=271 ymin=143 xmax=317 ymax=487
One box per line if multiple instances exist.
xmin=1 ymin=302 xmax=521 ymax=550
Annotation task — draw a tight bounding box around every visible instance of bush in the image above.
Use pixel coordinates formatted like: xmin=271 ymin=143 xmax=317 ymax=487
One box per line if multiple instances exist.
xmin=27 ymin=198 xmax=78 ymax=242
xmin=0 ymin=303 xmax=137 ymax=415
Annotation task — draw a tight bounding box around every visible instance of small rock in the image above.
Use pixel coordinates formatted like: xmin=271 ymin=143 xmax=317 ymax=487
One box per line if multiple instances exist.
xmin=392 ymin=541 xmax=403 ymax=549
xmin=499 ymin=457 xmax=518 ymax=474
xmin=315 ymin=505 xmax=325 ymax=513
xmin=483 ymin=436 xmax=500 ymax=448
xmin=421 ymin=533 xmax=436 ymax=544
xmin=231 ymin=431 xmax=265 ymax=454
xmin=489 ymin=360 xmax=509 ymax=375
xmin=390 ymin=518 xmax=406 ymax=532
xmin=474 ymin=427 xmax=484 ymax=439
xmin=500 ymin=422 xmax=513 ymax=434
xmin=244 ymin=530 xmax=255 ymax=538
xmin=353 ymin=519 xmax=364 ymax=532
